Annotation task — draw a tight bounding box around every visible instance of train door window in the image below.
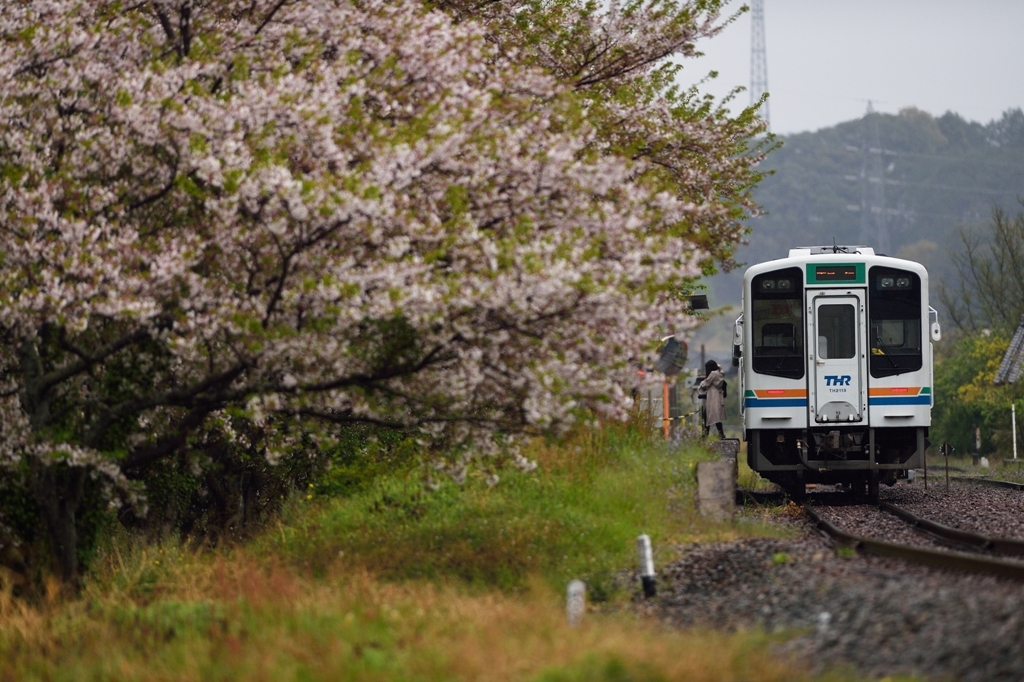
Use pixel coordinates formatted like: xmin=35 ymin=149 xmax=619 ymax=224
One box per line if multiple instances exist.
xmin=868 ymin=266 xmax=923 ymax=377
xmin=751 ymin=267 xmax=804 ymax=379
xmin=817 ymin=304 xmax=856 ymax=359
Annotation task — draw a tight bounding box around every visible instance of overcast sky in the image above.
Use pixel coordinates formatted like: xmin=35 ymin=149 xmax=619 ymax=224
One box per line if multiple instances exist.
xmin=683 ymin=0 xmax=1024 ymax=135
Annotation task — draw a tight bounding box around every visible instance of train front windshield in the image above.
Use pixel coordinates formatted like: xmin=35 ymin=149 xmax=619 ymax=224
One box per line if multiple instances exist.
xmin=869 ymin=266 xmax=922 ymax=377
xmin=751 ymin=267 xmax=804 ymax=379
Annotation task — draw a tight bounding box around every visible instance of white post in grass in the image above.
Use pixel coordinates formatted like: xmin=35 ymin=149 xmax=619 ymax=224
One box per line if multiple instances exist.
xmin=566 ymin=579 xmax=586 ymax=627
xmin=1014 ymin=403 xmax=1018 ymax=461
xmin=637 ymin=534 xmax=656 ymax=598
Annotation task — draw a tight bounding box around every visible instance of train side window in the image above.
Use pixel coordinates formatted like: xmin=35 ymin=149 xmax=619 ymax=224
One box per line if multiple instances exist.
xmin=751 ymin=267 xmax=804 ymax=380
xmin=868 ymin=266 xmax=923 ymax=378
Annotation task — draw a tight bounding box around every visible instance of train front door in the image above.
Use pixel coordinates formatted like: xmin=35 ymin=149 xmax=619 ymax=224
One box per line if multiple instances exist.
xmin=806 ymin=290 xmax=867 ymax=424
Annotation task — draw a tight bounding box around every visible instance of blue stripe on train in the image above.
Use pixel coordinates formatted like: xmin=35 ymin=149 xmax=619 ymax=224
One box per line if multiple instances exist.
xmin=744 ymin=398 xmax=808 ymax=408
xmin=745 ymin=397 xmax=931 ymax=407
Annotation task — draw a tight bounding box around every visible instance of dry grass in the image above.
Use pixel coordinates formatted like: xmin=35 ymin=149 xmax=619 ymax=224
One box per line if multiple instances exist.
xmin=0 ymin=544 xmax=820 ymax=681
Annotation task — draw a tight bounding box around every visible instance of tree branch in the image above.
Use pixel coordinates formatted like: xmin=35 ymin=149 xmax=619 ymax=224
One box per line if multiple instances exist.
xmin=121 ymin=404 xmax=216 ymax=471
xmin=39 ymin=327 xmax=154 ymax=398
xmin=152 ymin=3 xmax=178 ymax=55
xmin=254 ymin=0 xmax=289 ymax=36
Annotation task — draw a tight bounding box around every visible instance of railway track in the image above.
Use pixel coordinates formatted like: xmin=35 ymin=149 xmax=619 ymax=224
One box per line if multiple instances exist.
xmin=949 ymin=475 xmax=1024 ymax=492
xmin=877 ymin=500 xmax=1024 ymax=557
xmin=667 ymin=481 xmax=1024 ymax=679
xmin=805 ymin=499 xmax=1024 ymax=582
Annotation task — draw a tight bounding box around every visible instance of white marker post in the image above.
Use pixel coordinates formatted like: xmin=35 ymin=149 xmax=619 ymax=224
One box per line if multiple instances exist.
xmin=637 ymin=534 xmax=656 ymax=598
xmin=566 ymin=579 xmax=586 ymax=627
xmin=1014 ymin=403 xmax=1018 ymax=461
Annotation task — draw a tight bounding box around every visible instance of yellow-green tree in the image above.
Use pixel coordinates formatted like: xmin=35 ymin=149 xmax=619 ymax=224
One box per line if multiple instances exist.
xmin=933 ymin=334 xmax=1024 ymax=457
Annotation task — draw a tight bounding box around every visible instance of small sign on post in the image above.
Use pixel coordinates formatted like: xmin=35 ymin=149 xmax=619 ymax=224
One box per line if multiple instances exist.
xmin=655 ymin=337 xmax=687 ymax=442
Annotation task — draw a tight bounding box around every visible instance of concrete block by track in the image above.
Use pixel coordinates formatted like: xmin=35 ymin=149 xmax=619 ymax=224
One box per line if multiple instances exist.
xmin=696 ymin=460 xmax=736 ymax=521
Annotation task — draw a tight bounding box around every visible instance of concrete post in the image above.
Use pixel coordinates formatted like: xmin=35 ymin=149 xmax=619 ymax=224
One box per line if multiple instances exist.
xmin=696 ymin=460 xmax=736 ymax=521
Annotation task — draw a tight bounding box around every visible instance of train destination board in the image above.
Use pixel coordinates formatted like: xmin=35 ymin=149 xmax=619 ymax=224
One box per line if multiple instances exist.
xmin=806 ymin=263 xmax=865 ymax=284
xmin=814 ymin=265 xmax=858 ymax=281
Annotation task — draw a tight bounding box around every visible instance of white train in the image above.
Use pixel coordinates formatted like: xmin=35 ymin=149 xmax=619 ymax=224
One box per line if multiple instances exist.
xmin=734 ymin=246 xmax=941 ymax=498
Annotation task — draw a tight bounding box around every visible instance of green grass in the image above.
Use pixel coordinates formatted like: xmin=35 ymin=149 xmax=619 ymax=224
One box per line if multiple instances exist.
xmin=259 ymin=422 xmax=786 ymax=595
xmin=924 ymin=453 xmax=1024 ymax=483
xmin=0 ymin=422 xmax=856 ymax=681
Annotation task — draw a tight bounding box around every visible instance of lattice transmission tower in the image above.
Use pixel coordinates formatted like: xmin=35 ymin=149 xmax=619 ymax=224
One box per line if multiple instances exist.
xmin=750 ymin=0 xmax=769 ymax=130
xmin=857 ymin=101 xmax=891 ymax=254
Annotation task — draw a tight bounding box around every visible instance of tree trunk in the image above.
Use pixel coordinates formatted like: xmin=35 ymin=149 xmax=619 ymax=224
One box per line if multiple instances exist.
xmin=30 ymin=459 xmax=87 ymax=586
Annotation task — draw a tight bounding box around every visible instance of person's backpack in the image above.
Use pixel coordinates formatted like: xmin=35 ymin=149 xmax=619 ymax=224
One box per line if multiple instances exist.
xmin=722 ymin=379 xmax=728 ymax=399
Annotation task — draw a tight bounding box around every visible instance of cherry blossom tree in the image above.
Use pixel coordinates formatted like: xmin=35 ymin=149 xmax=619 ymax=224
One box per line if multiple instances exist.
xmin=437 ymin=0 xmax=772 ymax=269
xmin=0 ymin=0 xmax=766 ymax=582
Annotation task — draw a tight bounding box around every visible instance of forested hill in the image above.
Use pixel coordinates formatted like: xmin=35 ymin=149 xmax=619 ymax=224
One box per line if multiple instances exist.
xmin=695 ymin=107 xmax=1024 ymax=356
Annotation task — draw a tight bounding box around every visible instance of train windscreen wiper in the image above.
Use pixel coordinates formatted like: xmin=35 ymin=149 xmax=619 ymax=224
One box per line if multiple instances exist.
xmin=872 ymin=337 xmax=900 ymax=368
xmin=774 ymin=348 xmax=800 ymax=371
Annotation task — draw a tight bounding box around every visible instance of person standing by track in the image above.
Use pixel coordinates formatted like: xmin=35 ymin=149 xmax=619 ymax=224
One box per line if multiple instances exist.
xmin=699 ymin=359 xmax=727 ymax=439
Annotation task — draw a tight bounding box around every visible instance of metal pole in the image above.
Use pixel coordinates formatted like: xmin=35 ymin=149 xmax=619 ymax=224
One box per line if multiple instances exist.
xmin=938 ymin=442 xmax=955 ymax=490
xmin=662 ymin=380 xmax=670 ymax=441
xmin=1014 ymin=403 xmax=1018 ymax=461
xmin=945 ymin=450 xmax=949 ymax=492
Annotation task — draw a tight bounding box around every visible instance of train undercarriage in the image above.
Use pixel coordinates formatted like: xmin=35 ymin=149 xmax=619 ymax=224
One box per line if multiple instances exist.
xmin=747 ymin=425 xmax=927 ymax=499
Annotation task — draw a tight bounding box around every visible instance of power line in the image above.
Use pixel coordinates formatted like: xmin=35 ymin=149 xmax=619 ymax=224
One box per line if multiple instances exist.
xmin=855 ymin=148 xmax=1024 ymax=171
xmin=843 ymin=205 xmax=989 ymax=223
xmin=836 ymin=173 xmax=1022 ymax=196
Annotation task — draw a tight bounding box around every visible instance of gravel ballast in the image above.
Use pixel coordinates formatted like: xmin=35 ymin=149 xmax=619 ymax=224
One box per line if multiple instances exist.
xmin=649 ymin=479 xmax=1024 ymax=681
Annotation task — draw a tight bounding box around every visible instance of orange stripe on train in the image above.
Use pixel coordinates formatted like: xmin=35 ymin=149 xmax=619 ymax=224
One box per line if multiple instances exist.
xmin=868 ymin=387 xmax=921 ymax=396
xmin=754 ymin=389 xmax=807 ymax=398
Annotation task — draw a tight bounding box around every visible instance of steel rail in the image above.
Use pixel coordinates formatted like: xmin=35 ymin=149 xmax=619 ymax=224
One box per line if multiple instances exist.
xmin=804 ymin=504 xmax=1024 ymax=582
xmin=950 ymin=476 xmax=1024 ymax=492
xmin=736 ymin=489 xmax=787 ymax=506
xmin=878 ymin=501 xmax=1024 ymax=558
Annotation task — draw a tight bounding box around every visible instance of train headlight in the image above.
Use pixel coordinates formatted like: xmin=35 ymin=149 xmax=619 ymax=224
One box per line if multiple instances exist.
xmin=777 ymin=279 xmax=793 ymax=291
xmin=879 ymin=277 xmax=894 ymax=289
xmin=896 ymin=277 xmax=911 ymax=289
xmin=761 ymin=280 xmax=775 ymax=291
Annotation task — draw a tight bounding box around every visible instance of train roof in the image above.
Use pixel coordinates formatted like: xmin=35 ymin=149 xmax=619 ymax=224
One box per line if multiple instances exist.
xmin=743 ymin=245 xmax=929 ymax=281
xmin=789 ymin=245 xmax=873 ymax=257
